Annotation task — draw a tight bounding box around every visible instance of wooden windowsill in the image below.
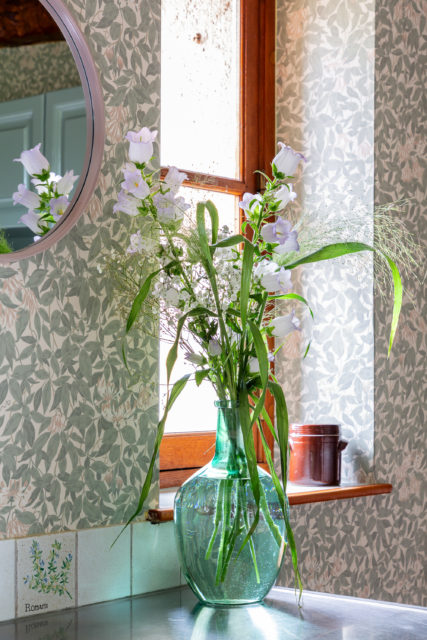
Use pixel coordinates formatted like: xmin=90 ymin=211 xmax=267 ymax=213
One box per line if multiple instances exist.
xmin=147 ymin=482 xmax=392 ymax=523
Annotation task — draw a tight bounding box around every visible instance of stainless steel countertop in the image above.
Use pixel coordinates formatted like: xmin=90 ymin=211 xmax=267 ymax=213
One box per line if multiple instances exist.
xmin=1 ymin=586 xmax=426 ymax=639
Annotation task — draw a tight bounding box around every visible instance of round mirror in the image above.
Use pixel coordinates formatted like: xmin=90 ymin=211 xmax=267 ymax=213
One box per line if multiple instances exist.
xmin=0 ymin=0 xmax=104 ymax=262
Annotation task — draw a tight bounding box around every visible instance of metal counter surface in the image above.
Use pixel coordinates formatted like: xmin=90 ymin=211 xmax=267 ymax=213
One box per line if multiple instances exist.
xmin=0 ymin=586 xmax=426 ymax=639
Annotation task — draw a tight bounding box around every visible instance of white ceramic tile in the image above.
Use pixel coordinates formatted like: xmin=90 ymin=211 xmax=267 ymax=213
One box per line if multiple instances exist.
xmin=0 ymin=539 xmax=15 ymax=621
xmin=77 ymin=598 xmax=131 ymax=640
xmin=132 ymin=521 xmax=180 ymax=595
xmin=16 ymin=532 xmax=76 ymax=618
xmin=77 ymin=525 xmax=131 ymax=606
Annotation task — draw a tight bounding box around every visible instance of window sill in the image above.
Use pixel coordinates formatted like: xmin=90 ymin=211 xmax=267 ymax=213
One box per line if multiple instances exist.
xmin=147 ymin=482 xmax=392 ymax=523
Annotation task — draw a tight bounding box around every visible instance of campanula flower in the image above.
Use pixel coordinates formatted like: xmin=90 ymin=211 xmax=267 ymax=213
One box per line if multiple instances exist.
xmin=239 ymin=192 xmax=262 ymax=217
xmin=269 ymin=310 xmax=300 ymax=338
xmin=19 ymin=210 xmax=43 ymax=234
xmin=261 ymin=218 xmax=299 ymax=253
xmin=125 ymin=127 xmax=157 ymax=164
xmin=164 ymin=167 xmax=187 ymax=194
xmin=12 ymin=184 xmax=40 ymax=210
xmin=208 ymin=339 xmax=222 ymax=356
xmin=272 ymin=143 xmax=306 ymax=177
xmin=121 ymin=166 xmax=150 ymax=198
xmin=153 ymin=192 xmax=190 ymax=224
xmin=113 ymin=190 xmax=140 ymax=216
xmin=50 ymin=196 xmax=70 ymax=221
xmin=254 ymin=261 xmax=293 ymax=293
xmin=14 ymin=143 xmax=49 ymax=176
xmin=57 ymin=170 xmax=79 ymax=196
xmin=274 ymin=184 xmax=297 ymax=210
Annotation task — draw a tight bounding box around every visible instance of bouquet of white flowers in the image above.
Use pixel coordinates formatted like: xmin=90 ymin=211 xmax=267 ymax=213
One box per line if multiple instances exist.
xmin=108 ymin=126 xmax=404 ymax=598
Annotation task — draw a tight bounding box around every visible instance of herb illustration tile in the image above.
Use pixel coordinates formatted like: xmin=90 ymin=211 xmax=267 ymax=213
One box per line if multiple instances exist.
xmin=17 ymin=533 xmax=76 ymax=617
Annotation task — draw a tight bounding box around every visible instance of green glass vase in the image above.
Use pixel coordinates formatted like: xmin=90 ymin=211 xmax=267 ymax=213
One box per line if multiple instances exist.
xmin=174 ymin=400 xmax=286 ymax=606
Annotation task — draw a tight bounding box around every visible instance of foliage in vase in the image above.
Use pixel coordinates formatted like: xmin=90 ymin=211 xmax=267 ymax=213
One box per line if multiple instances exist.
xmin=105 ymin=127 xmax=405 ymax=593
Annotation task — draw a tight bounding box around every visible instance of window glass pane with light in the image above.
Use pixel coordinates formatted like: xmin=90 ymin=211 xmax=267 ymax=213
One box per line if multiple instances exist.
xmin=161 ymin=0 xmax=240 ymax=179
xmin=161 ymin=190 xmax=239 ymax=433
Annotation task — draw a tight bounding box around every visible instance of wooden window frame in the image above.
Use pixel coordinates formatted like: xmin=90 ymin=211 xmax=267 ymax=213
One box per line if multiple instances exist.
xmin=159 ymin=0 xmax=276 ymax=488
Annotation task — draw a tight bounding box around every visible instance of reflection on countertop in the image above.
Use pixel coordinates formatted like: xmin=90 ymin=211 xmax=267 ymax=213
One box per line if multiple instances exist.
xmin=0 ymin=586 xmax=426 ymax=640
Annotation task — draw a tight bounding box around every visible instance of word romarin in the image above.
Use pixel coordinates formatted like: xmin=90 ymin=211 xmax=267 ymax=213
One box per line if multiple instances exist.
xmin=25 ymin=603 xmax=48 ymax=613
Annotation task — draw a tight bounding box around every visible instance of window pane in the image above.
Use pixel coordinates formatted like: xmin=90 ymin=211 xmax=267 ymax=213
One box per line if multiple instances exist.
xmin=181 ymin=187 xmax=239 ymax=231
xmin=160 ymin=337 xmax=217 ymax=433
xmin=162 ymin=189 xmax=238 ymax=433
xmin=161 ymin=0 xmax=240 ymax=179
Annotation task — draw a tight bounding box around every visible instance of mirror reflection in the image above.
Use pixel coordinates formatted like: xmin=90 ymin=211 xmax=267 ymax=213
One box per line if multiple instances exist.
xmin=0 ymin=0 xmax=86 ymax=252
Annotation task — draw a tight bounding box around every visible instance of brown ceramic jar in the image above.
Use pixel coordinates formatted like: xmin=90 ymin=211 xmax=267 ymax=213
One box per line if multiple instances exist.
xmin=289 ymin=424 xmax=348 ymax=486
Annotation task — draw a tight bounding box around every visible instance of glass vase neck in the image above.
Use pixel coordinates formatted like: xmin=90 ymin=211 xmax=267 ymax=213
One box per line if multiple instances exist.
xmin=211 ymin=400 xmax=247 ymax=476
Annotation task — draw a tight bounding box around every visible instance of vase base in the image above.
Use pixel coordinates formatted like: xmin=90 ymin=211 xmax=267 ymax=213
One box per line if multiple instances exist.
xmin=185 ymin=574 xmax=272 ymax=607
xmin=196 ymin=598 xmax=265 ymax=608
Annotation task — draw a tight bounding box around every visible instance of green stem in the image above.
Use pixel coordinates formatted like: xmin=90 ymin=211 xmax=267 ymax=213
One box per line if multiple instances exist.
xmin=220 ymin=486 xmax=243 ymax=582
xmin=205 ymin=480 xmax=225 ymax=560
xmin=215 ymin=479 xmax=233 ymax=585
xmin=241 ymin=486 xmax=260 ymax=584
xmin=259 ymin=483 xmax=284 ymax=548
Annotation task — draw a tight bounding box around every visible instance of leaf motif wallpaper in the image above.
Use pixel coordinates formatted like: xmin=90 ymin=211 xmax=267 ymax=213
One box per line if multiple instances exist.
xmin=0 ymin=0 xmax=161 ymax=539
xmin=0 ymin=42 xmax=81 ymax=103
xmin=0 ymin=0 xmax=424 ymax=609
xmin=275 ymin=0 xmax=375 ymax=483
xmin=276 ymin=0 xmax=426 ymax=605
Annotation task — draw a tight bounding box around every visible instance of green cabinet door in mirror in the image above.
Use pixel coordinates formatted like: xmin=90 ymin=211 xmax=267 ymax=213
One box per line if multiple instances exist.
xmin=0 ymin=87 xmax=85 ymax=251
xmin=45 ymin=86 xmax=86 ymax=179
xmin=0 ymin=95 xmax=44 ymax=250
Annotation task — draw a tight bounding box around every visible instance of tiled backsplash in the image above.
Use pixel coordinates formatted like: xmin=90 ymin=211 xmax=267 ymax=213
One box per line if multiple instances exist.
xmin=0 ymin=521 xmax=180 ymax=622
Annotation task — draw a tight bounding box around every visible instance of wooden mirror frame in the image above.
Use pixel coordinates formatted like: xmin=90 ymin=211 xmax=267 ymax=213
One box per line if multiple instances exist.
xmin=0 ymin=0 xmax=104 ymax=263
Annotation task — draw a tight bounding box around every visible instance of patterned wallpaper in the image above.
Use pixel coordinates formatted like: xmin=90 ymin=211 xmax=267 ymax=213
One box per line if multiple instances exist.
xmin=373 ymin=0 xmax=426 ymax=606
xmin=0 ymin=0 xmax=424 ymax=609
xmin=275 ymin=0 xmax=375 ymax=483
xmin=276 ymin=0 xmax=426 ymax=606
xmin=0 ymin=42 xmax=81 ymax=103
xmin=0 ymin=0 xmax=161 ymax=539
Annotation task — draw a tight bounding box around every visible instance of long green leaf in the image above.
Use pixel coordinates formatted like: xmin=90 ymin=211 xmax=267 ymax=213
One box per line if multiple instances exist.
xmin=247 ymin=320 xmax=269 ymax=428
xmin=211 ymin=234 xmax=252 ymax=250
xmin=257 ymin=422 xmax=288 ymax=546
xmin=268 ymin=292 xmax=314 ymax=319
xmin=258 ymin=395 xmax=303 ymax=600
xmin=276 ymin=241 xmax=402 ymax=354
xmin=111 ymin=373 xmax=191 ymax=545
xmin=126 ymin=268 xmax=161 ymax=333
xmin=195 ymin=369 xmax=210 ymax=386
xmin=237 ymin=387 xmax=261 ymax=555
xmin=196 ymin=202 xmax=213 ymax=266
xmin=196 ymin=202 xmax=234 ymax=381
xmin=195 ymin=203 xmax=222 ymax=312
xmin=381 ymin=254 xmax=402 ymax=355
xmin=249 ymin=391 xmax=278 ymax=444
xmin=205 ymin=200 xmax=219 ymax=245
xmin=166 ymin=306 xmax=216 ymax=383
xmin=240 ymin=242 xmax=254 ymax=329
xmin=276 ymin=242 xmax=374 ymax=269
xmin=267 ymin=381 xmax=289 ymax=492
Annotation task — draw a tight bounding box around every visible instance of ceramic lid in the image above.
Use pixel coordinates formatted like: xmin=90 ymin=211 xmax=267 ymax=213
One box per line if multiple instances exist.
xmin=290 ymin=423 xmax=341 ymax=436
